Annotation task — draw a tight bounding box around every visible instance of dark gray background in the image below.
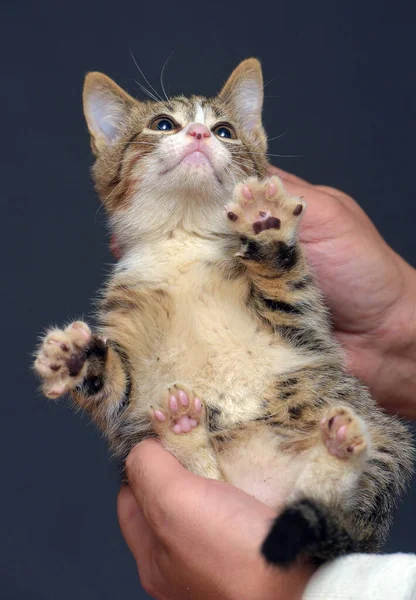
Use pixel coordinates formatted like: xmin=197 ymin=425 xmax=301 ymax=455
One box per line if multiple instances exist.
xmin=2 ymin=1 xmax=415 ymax=598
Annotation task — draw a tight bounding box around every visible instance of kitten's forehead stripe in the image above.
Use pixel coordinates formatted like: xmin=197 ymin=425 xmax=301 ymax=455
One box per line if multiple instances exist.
xmin=194 ymin=103 xmax=205 ymax=125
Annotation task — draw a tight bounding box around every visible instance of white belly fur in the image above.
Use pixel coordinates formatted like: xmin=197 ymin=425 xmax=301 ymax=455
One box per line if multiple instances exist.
xmin=136 ymin=259 xmax=309 ymax=423
xmin=120 ymin=236 xmax=313 ymax=500
xmin=220 ymin=430 xmax=307 ymax=508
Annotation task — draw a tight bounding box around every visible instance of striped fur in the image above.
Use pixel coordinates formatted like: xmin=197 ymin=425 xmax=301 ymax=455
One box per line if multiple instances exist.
xmin=34 ymin=59 xmax=414 ymax=566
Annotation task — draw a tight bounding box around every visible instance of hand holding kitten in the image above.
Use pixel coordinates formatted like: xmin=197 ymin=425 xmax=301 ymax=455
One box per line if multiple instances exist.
xmin=118 ymin=440 xmax=315 ymax=600
xmin=117 ymin=168 xmax=416 ymax=598
xmin=269 ymin=166 xmax=416 ymax=418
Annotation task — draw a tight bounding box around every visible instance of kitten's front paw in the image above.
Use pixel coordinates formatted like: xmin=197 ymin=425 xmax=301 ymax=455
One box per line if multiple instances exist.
xmin=34 ymin=321 xmax=91 ymax=399
xmin=225 ymin=176 xmax=305 ymax=245
xmin=320 ymin=407 xmax=368 ymax=459
xmin=151 ymin=384 xmax=204 ymax=437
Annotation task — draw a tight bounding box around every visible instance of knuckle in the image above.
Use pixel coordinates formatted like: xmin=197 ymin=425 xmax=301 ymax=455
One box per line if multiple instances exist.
xmin=138 ymin=553 xmax=164 ymax=599
xmin=314 ymin=184 xmax=353 ymax=207
xmin=125 ymin=445 xmax=144 ymax=483
xmin=144 ymin=493 xmax=170 ymax=532
xmin=140 ymin=572 xmax=156 ymax=597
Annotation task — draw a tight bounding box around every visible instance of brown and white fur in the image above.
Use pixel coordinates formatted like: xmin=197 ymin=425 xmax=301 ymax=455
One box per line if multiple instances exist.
xmin=34 ymin=59 xmax=414 ymax=566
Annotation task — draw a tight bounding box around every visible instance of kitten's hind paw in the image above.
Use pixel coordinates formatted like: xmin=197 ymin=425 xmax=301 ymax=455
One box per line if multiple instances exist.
xmin=34 ymin=321 xmax=91 ymax=399
xmin=320 ymin=406 xmax=368 ymax=459
xmin=225 ymin=176 xmax=305 ymax=245
xmin=151 ymin=384 xmax=204 ymax=437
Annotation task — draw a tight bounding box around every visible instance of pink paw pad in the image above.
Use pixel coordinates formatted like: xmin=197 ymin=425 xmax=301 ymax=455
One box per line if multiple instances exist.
xmin=154 ymin=410 xmax=166 ymax=422
xmin=172 ymin=415 xmax=198 ymax=434
xmin=267 ymin=181 xmax=277 ymax=197
xmin=151 ymin=386 xmax=204 ymax=436
xmin=242 ymin=184 xmax=253 ymax=201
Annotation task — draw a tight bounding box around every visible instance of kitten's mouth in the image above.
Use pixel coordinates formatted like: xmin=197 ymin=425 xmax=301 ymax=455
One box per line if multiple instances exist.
xmin=160 ymin=143 xmax=219 ymax=180
xmin=181 ymin=150 xmax=211 ymax=167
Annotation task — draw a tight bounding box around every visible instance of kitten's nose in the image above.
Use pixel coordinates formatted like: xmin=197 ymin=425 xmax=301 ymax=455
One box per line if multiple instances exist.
xmin=188 ymin=123 xmax=211 ymax=140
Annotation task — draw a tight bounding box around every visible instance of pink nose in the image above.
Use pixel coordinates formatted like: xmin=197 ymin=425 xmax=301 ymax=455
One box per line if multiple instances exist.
xmin=188 ymin=123 xmax=210 ymax=140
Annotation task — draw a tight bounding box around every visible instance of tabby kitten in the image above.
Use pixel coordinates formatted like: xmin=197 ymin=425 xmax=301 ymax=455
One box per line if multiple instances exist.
xmin=34 ymin=59 xmax=413 ymax=566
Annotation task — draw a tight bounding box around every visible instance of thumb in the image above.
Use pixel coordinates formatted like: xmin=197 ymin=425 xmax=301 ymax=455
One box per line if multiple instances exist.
xmin=117 ymin=485 xmax=157 ymax=563
xmin=268 ymin=164 xmax=312 ymax=188
xmin=125 ymin=439 xmax=193 ymax=518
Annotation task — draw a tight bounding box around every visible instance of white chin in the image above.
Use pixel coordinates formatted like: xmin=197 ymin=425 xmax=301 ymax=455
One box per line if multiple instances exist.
xmin=181 ymin=152 xmax=211 ymax=168
xmin=177 ymin=155 xmax=217 ymax=182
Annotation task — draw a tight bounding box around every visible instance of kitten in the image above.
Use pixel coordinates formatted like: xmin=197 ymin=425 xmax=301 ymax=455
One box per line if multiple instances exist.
xmin=34 ymin=59 xmax=413 ymax=566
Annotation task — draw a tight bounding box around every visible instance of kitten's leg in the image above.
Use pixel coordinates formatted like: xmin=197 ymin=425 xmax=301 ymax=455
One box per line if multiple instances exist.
xmin=262 ymin=399 xmax=413 ymax=566
xmin=261 ymin=404 xmax=368 ymax=567
xmin=151 ymin=384 xmax=223 ymax=480
xmin=225 ymin=176 xmax=333 ymax=353
xmin=34 ymin=321 xmax=131 ymax=429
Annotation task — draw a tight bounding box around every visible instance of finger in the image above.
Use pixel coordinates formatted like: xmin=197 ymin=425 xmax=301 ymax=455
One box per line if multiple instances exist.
xmin=125 ymin=439 xmax=193 ymax=517
xmin=268 ymin=164 xmax=313 ymax=188
xmin=269 ymin=164 xmax=361 ymax=215
xmin=268 ymin=164 xmax=357 ymax=240
xmin=117 ymin=485 xmax=158 ymax=565
xmin=268 ymin=164 xmax=328 ymax=203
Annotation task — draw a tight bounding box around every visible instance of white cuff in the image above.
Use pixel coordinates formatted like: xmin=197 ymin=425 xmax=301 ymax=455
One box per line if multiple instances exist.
xmin=303 ymin=553 xmax=416 ymax=600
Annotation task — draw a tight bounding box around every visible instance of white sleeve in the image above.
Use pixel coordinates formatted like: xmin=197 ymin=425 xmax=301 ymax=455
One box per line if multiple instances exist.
xmin=302 ymin=553 xmax=416 ymax=600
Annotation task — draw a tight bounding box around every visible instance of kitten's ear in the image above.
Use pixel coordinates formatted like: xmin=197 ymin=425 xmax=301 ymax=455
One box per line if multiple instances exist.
xmin=83 ymin=72 xmax=137 ymax=153
xmin=218 ymin=59 xmax=263 ymax=134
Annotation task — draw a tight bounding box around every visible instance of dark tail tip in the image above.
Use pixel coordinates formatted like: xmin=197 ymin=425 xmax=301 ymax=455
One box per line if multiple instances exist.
xmin=261 ymin=498 xmax=354 ymax=567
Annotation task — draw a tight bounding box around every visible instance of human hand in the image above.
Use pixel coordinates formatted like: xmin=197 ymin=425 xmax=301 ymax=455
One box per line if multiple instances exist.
xmin=269 ymin=166 xmax=416 ymax=418
xmin=118 ymin=440 xmax=315 ymax=600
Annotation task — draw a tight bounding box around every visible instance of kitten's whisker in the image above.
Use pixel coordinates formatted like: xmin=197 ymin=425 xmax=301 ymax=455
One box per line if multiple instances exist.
xmin=263 ymin=76 xmax=277 ymax=88
xmin=228 ymin=156 xmax=257 ymax=170
xmin=135 ymin=81 xmax=161 ymax=103
xmin=124 ymin=141 xmax=156 ymax=146
xmin=130 ymin=49 xmax=164 ymax=103
xmin=267 ymin=132 xmax=288 ymax=142
xmin=103 ymin=188 xmax=117 ymax=205
xmin=223 ymin=164 xmax=238 ymax=186
xmin=94 ymin=201 xmax=104 ymax=222
xmin=160 ymin=51 xmax=173 ymax=103
xmin=230 ymin=162 xmax=253 ymax=172
xmin=267 ymin=153 xmax=303 ymax=159
xmin=130 ymin=49 xmax=171 ymax=111
xmin=237 ymin=150 xmax=303 ymax=159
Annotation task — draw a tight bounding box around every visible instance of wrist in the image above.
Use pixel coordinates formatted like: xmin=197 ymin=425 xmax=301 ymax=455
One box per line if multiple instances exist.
xmin=262 ymin=561 xmax=316 ymax=600
xmin=226 ymin=507 xmax=316 ymax=600
xmin=231 ymin=550 xmax=315 ymax=600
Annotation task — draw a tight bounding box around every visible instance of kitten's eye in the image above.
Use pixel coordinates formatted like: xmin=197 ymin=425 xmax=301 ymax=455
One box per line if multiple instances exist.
xmin=213 ymin=123 xmax=237 ymax=140
xmin=149 ymin=116 xmax=178 ymax=132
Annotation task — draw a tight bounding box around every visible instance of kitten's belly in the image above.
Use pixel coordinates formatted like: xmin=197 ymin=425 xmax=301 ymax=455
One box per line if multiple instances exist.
xmin=139 ymin=280 xmax=306 ymax=419
xmin=220 ymin=430 xmax=306 ymax=508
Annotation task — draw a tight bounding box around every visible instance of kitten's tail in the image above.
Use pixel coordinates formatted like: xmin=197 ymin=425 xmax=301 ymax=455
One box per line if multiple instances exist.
xmin=261 ymin=498 xmax=356 ymax=566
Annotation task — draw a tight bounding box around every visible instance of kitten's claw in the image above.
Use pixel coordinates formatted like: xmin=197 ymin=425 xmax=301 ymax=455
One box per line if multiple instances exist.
xmin=320 ymin=407 xmax=368 ymax=459
xmin=225 ymin=176 xmax=305 ymax=243
xmin=34 ymin=321 xmax=92 ymax=399
xmin=151 ymin=384 xmax=204 ymax=436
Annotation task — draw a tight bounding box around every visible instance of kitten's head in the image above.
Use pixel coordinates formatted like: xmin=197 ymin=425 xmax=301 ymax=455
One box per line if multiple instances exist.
xmin=83 ymin=59 xmax=268 ymax=246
